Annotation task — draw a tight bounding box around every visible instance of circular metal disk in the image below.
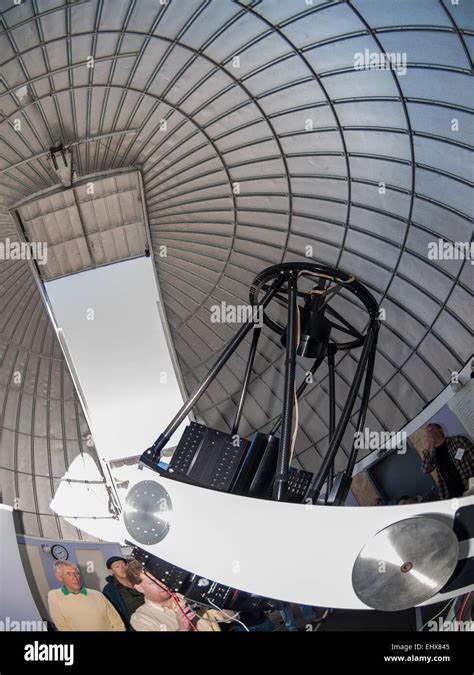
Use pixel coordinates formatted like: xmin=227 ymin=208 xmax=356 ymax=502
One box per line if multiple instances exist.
xmin=352 ymin=517 xmax=458 ymax=611
xmin=124 ymin=480 xmax=172 ymax=545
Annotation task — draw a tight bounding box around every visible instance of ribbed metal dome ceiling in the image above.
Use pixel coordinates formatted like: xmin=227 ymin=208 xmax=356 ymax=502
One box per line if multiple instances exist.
xmin=0 ymin=0 xmax=472 ymax=540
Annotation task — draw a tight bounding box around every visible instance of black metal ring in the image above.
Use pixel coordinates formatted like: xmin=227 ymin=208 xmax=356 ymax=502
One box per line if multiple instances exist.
xmin=249 ymin=261 xmax=379 ymax=352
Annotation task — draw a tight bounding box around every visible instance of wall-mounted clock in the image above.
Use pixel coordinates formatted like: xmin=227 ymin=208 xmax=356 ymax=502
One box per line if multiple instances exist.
xmin=51 ymin=544 xmax=69 ymax=561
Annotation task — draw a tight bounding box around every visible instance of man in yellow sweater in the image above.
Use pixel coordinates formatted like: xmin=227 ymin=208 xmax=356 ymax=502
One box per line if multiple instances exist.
xmin=48 ymin=560 xmax=125 ymax=631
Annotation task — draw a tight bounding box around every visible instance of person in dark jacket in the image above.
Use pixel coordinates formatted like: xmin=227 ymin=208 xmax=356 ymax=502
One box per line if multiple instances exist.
xmin=102 ymin=556 xmax=145 ymax=631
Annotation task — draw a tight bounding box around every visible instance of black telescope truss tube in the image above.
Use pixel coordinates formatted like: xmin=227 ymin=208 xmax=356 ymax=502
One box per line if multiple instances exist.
xmin=343 ymin=324 xmax=379 ymax=490
xmin=304 ymin=321 xmax=379 ymax=504
xmin=140 ymin=276 xmax=284 ymax=467
xmin=329 ymin=324 xmax=379 ymax=505
xmin=325 ymin=347 xmax=336 ymax=503
xmin=231 ymin=326 xmax=261 ymax=437
xmin=273 ymin=271 xmax=298 ymax=501
xmin=269 ymin=354 xmax=325 ymax=437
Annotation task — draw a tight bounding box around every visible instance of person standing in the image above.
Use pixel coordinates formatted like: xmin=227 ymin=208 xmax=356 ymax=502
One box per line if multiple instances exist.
xmin=102 ymin=556 xmax=144 ymax=631
xmin=421 ymin=423 xmax=474 ymax=500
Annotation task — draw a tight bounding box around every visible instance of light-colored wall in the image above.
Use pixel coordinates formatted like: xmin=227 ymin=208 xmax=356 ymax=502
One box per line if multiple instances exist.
xmin=75 ymin=549 xmax=109 ymax=591
xmin=0 ymin=505 xmax=44 ymax=628
xmin=17 ymin=543 xmax=50 ymax=620
xmin=16 ymin=533 xmax=123 ymax=624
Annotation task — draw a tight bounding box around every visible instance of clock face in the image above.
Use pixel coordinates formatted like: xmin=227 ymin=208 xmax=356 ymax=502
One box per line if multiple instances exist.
xmin=51 ymin=544 xmax=69 ymax=561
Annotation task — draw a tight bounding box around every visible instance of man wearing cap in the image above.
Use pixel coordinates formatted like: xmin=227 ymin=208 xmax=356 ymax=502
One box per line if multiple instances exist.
xmin=102 ymin=556 xmax=145 ymax=631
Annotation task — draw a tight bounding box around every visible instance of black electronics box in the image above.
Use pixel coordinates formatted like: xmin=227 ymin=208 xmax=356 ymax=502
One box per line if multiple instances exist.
xmin=287 ymin=467 xmax=314 ymax=503
xmin=185 ymin=575 xmax=237 ymax=607
xmin=168 ymin=422 xmax=250 ymax=491
xmin=232 ymin=431 xmax=313 ymax=503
